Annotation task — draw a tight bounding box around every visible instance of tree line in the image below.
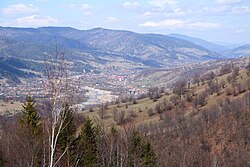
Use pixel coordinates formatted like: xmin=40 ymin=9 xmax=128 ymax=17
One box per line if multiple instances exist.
xmin=0 ymin=96 xmax=156 ymax=167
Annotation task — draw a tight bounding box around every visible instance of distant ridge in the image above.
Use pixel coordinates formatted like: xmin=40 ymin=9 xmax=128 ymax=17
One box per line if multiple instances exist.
xmin=0 ymin=26 xmax=238 ymax=83
xmin=169 ymin=33 xmax=228 ymax=53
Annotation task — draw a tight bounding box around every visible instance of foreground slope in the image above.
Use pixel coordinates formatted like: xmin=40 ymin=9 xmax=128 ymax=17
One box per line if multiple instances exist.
xmin=83 ymin=59 xmax=250 ymax=166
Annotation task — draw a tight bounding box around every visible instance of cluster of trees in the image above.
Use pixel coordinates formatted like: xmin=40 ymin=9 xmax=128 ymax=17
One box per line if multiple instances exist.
xmin=135 ymin=90 xmax=250 ymax=167
xmin=148 ymin=87 xmax=164 ymax=102
xmin=1 ymin=55 xmax=250 ymax=167
xmin=0 ymin=96 xmax=156 ymax=167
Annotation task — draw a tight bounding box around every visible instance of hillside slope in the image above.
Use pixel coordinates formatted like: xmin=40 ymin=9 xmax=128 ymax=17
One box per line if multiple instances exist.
xmin=0 ymin=27 xmax=220 ymax=64
xmin=169 ymin=33 xmax=228 ymax=53
xmin=83 ymin=62 xmax=250 ymax=166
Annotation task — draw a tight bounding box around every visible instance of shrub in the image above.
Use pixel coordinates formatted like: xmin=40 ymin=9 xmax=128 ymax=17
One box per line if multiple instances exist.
xmin=185 ymin=92 xmax=193 ymax=102
xmin=225 ymin=87 xmax=233 ymax=96
xmin=170 ymin=95 xmax=180 ymax=105
xmin=113 ymin=110 xmax=126 ymax=125
xmin=219 ymin=64 xmax=232 ymax=76
xmin=147 ymin=108 xmax=155 ymax=117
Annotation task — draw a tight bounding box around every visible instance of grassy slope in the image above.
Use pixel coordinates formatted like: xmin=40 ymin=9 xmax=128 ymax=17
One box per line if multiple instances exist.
xmin=82 ymin=69 xmax=250 ymax=128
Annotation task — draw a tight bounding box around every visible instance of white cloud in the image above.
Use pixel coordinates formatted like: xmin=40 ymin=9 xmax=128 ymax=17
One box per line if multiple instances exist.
xmin=142 ymin=11 xmax=157 ymax=18
xmin=141 ymin=7 xmax=189 ymax=19
xmin=62 ymin=3 xmax=92 ymax=15
xmin=139 ymin=19 xmax=220 ymax=30
xmin=139 ymin=19 xmax=184 ymax=27
xmin=200 ymin=5 xmax=250 ymax=15
xmin=172 ymin=8 xmax=189 ymax=15
xmin=123 ymin=1 xmax=141 ymax=10
xmin=145 ymin=0 xmax=189 ymax=18
xmin=149 ymin=0 xmax=178 ymax=7
xmin=213 ymin=5 xmax=232 ymax=13
xmin=232 ymin=6 xmax=250 ymax=14
xmin=106 ymin=17 xmax=119 ymax=23
xmin=16 ymin=15 xmax=58 ymax=26
xmin=216 ymin=0 xmax=242 ymax=5
xmin=81 ymin=4 xmax=92 ymax=16
xmin=83 ymin=11 xmax=91 ymax=16
xmin=188 ymin=22 xmax=221 ymax=30
xmin=81 ymin=4 xmax=92 ymax=10
xmin=234 ymin=28 xmax=247 ymax=33
xmin=1 ymin=4 xmax=39 ymax=16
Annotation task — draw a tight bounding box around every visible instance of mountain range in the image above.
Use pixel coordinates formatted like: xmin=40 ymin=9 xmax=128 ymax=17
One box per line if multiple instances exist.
xmin=168 ymin=33 xmax=228 ymax=53
xmin=0 ymin=26 xmax=249 ymax=83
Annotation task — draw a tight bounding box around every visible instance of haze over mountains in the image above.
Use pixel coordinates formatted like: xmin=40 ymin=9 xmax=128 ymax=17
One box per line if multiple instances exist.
xmin=0 ymin=26 xmax=249 ymax=83
xmin=168 ymin=33 xmax=228 ymax=53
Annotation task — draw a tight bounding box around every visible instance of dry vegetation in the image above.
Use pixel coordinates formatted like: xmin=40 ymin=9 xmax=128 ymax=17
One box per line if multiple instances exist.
xmin=0 ymin=100 xmax=22 ymax=114
xmin=80 ymin=62 xmax=250 ymax=166
xmin=1 ymin=60 xmax=250 ymax=166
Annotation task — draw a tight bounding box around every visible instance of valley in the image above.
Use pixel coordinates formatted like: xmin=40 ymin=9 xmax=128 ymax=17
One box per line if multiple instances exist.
xmin=0 ymin=26 xmax=250 ymax=167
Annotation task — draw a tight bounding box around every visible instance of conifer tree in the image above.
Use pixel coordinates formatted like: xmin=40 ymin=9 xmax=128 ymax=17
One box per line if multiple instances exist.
xmin=127 ymin=131 xmax=156 ymax=167
xmin=19 ymin=96 xmax=41 ymax=167
xmin=77 ymin=118 xmax=98 ymax=167
xmin=142 ymin=142 xmax=156 ymax=167
xmin=20 ymin=96 xmax=40 ymax=135
xmin=57 ymin=103 xmax=76 ymax=167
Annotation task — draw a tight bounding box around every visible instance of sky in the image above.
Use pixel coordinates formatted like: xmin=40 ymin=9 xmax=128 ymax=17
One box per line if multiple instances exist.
xmin=0 ymin=0 xmax=250 ymax=44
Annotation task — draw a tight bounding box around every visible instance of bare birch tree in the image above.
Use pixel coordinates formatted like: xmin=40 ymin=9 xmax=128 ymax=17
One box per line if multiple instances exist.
xmin=43 ymin=43 xmax=76 ymax=167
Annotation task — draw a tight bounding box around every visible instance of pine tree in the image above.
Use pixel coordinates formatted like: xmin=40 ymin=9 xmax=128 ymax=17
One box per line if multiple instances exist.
xmin=77 ymin=118 xmax=98 ymax=167
xmin=142 ymin=142 xmax=156 ymax=167
xmin=19 ymin=96 xmax=41 ymax=167
xmin=57 ymin=103 xmax=76 ymax=167
xmin=128 ymin=131 xmax=156 ymax=167
xmin=20 ymin=96 xmax=40 ymax=136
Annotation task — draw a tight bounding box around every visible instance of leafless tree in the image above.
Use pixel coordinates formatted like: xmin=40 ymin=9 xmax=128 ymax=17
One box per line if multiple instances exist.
xmin=173 ymin=79 xmax=186 ymax=99
xmin=220 ymin=79 xmax=226 ymax=89
xmin=97 ymin=103 xmax=107 ymax=119
xmin=227 ymin=74 xmax=234 ymax=84
xmin=193 ymin=91 xmax=207 ymax=108
xmin=113 ymin=109 xmax=126 ymax=125
xmin=245 ymin=61 xmax=250 ymax=76
xmin=148 ymin=87 xmax=161 ymax=101
xmin=232 ymin=65 xmax=240 ymax=78
xmin=43 ymin=43 xmax=77 ymax=167
xmin=219 ymin=64 xmax=232 ymax=76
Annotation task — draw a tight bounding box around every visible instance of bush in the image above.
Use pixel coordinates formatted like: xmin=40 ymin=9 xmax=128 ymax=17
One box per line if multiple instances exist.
xmin=226 ymin=74 xmax=234 ymax=84
xmin=185 ymin=92 xmax=193 ymax=102
xmin=113 ymin=110 xmax=126 ymax=125
xmin=193 ymin=91 xmax=207 ymax=108
xmin=129 ymin=109 xmax=137 ymax=118
xmin=219 ymin=64 xmax=232 ymax=76
xmin=173 ymin=79 xmax=186 ymax=97
xmin=138 ymin=107 xmax=142 ymax=113
xmin=170 ymin=95 xmax=180 ymax=105
xmin=246 ymin=61 xmax=250 ymax=76
xmin=225 ymin=87 xmax=233 ymax=96
xmin=148 ymin=87 xmax=161 ymax=101
xmin=232 ymin=66 xmax=240 ymax=78
xmin=147 ymin=108 xmax=155 ymax=117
